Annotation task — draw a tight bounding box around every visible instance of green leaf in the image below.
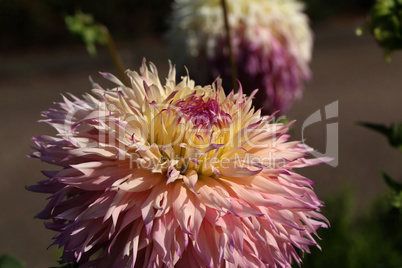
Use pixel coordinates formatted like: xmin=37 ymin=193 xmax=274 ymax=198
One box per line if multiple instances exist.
xmin=391 ymin=191 xmax=402 ymax=210
xmin=366 ymin=0 xmax=402 ymax=60
xmin=359 ymin=122 xmax=390 ymax=136
xmin=380 ymin=171 xmax=402 ymax=192
xmin=0 ymin=254 xmax=25 ymax=268
xmin=380 ymin=171 xmax=402 ymax=212
xmin=359 ymin=122 xmax=402 ymax=150
xmin=65 ymin=11 xmax=108 ymax=56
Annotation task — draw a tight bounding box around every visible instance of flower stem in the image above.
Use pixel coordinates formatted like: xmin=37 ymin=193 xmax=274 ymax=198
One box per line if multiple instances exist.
xmin=100 ymin=26 xmax=131 ymax=87
xmin=220 ymin=0 xmax=238 ymax=91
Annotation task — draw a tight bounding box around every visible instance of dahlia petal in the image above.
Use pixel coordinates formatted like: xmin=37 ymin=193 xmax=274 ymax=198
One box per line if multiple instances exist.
xmin=182 ymin=169 xmax=198 ymax=192
xmin=193 ymin=222 xmax=218 ymax=267
xmin=195 ymin=178 xmax=238 ymax=216
xmin=119 ymin=169 xmax=162 ymax=192
xmin=220 ymin=178 xmax=281 ymax=207
xmin=99 ymin=72 xmax=125 ymax=87
xmin=141 ymin=183 xmax=166 ymax=234
xmin=239 ymin=175 xmax=291 ymax=197
xmin=219 ymin=161 xmax=262 ymax=177
xmin=172 ymin=182 xmax=206 ymax=238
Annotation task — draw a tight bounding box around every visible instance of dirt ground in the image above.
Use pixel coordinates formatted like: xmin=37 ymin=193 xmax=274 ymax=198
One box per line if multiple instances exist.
xmin=1 ymin=17 xmax=402 ymax=267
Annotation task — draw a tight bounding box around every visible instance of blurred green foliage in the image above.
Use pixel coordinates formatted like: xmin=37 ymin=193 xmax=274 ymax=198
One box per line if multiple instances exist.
xmin=298 ymin=188 xmax=402 ymax=268
xmin=0 ymin=254 xmax=25 ymax=268
xmin=360 ymin=121 xmax=402 ymax=213
xmin=359 ymin=122 xmax=402 ymax=151
xmin=381 ymin=171 xmax=402 ymax=213
xmin=0 ymin=0 xmax=172 ymax=49
xmin=309 ymin=121 xmax=402 ymax=267
xmin=366 ymin=0 xmax=402 ymax=61
xmin=65 ymin=11 xmax=107 ymax=56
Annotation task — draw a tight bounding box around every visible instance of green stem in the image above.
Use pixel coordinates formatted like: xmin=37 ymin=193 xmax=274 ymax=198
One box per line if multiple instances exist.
xmin=101 ymin=26 xmax=131 ymax=87
xmin=220 ymin=0 xmax=238 ymax=91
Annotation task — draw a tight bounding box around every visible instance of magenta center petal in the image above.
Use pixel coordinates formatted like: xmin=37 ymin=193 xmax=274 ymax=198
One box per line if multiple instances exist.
xmin=176 ymin=96 xmax=232 ymax=129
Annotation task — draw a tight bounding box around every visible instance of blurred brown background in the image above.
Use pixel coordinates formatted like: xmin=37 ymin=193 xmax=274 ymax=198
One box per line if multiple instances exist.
xmin=1 ymin=0 xmax=402 ymax=267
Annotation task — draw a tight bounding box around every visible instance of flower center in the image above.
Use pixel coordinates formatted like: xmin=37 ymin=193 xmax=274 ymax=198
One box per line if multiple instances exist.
xmin=177 ymin=96 xmax=231 ymax=129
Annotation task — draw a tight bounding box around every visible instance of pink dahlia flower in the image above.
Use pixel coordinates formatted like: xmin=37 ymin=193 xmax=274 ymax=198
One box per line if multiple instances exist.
xmin=30 ymin=60 xmax=327 ymax=267
xmin=169 ymin=0 xmax=312 ymax=114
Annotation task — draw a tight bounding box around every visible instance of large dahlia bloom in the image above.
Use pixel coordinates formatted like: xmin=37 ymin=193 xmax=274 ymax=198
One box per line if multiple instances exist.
xmin=168 ymin=0 xmax=312 ymax=114
xmin=30 ymin=60 xmax=327 ymax=267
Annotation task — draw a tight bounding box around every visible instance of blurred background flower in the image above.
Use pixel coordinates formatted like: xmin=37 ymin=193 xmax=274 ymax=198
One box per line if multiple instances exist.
xmin=168 ymin=0 xmax=312 ymax=114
